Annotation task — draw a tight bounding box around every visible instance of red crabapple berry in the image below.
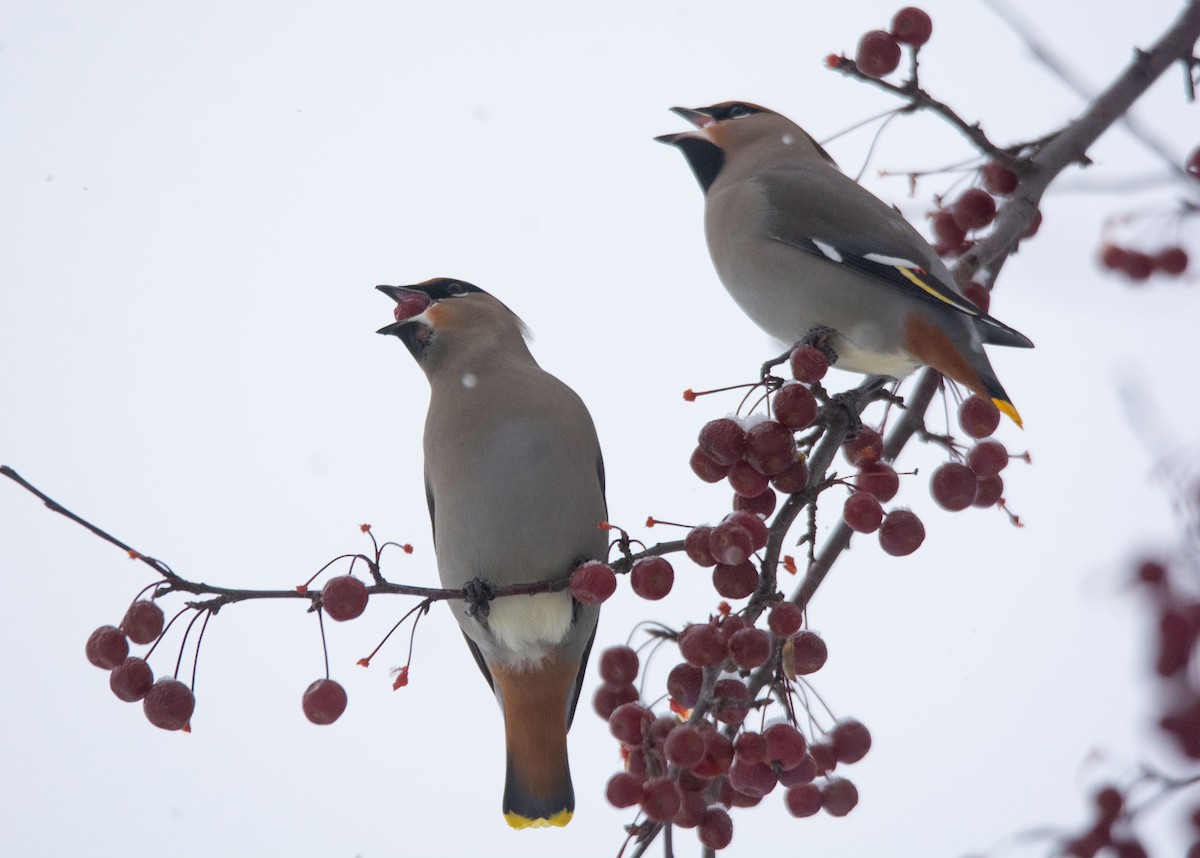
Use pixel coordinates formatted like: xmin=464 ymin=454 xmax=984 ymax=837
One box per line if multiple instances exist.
xmin=733 ymin=488 xmax=777 ymax=517
xmin=593 ymin=682 xmax=639 ymax=720
xmin=302 ymin=678 xmax=347 ymax=725
xmin=674 ymin=790 xmax=709 ymax=829
xmin=699 ymin=806 xmax=734 ymax=850
xmin=809 ymin=741 xmax=837 ymax=775
xmin=631 ymin=556 xmax=674 ymax=600
xmin=855 ymin=29 xmax=901 ymax=78
xmin=962 ymin=281 xmax=990 ymax=313
xmin=764 ymin=723 xmax=808 ymax=770
xmin=708 ymin=519 xmax=755 ymax=565
xmin=843 ymin=491 xmax=884 ymax=533
xmin=981 ymin=161 xmax=1018 ymax=195
xmin=843 ymin=426 xmax=884 ymax=466
xmin=665 ymin=725 xmax=708 ymax=769
xmin=890 ymin=6 xmax=933 ymax=46
xmin=789 ymin=345 xmax=828 ymax=383
xmin=1121 ymin=251 xmax=1154 ymax=281
xmin=771 ymin=457 xmax=811 ymax=494
xmin=714 ymin=678 xmax=751 ymax=726
xmin=779 ymin=755 xmax=818 ymax=787
xmin=712 ymin=561 xmax=759 ymax=600
xmin=599 ymin=645 xmax=639 ymax=685
xmin=736 ymin=731 xmax=767 ymax=764
xmin=727 ymin=460 xmax=770 ymax=497
xmin=930 ymin=462 xmax=978 ymax=511
xmin=973 ymin=474 xmax=1004 ymax=508
xmin=1155 ymin=247 xmax=1189 ymax=276
xmin=967 ymin=440 xmax=1009 ymax=477
xmin=952 ymin=188 xmax=997 ymax=231
xmin=606 ymin=772 xmax=644 ymax=808
xmin=144 ymin=678 xmax=196 ymax=731
xmin=821 ymin=777 xmax=860 ymax=816
xmin=728 ymin=627 xmax=772 ymax=669
xmin=931 ymin=209 xmax=966 ymax=248
xmin=1024 ymin=209 xmax=1043 ymax=238
xmin=1100 ymin=244 xmax=1127 ymax=270
xmin=879 ymin=508 xmax=925 ymax=556
xmin=790 ymin=630 xmax=828 ymax=675
xmin=831 ymin=718 xmax=872 ymax=763
xmin=109 ymin=656 xmax=154 ymax=702
xmin=729 ymin=758 xmax=777 ymax=797
xmin=86 ymin=625 xmax=129 ymax=670
xmin=641 ymin=777 xmax=683 ymax=822
xmin=392 ymin=291 xmax=432 ymax=321
xmin=786 ymin=783 xmax=824 ymax=817
xmin=668 ymin=662 xmax=704 ymax=708
xmin=773 ymin=382 xmax=819 ymax=429
xmin=959 ymin=395 xmax=1000 ymax=438
xmin=698 ymin=418 xmax=748 ymax=466
xmin=609 ymin=702 xmax=652 ymax=745
xmin=685 ymin=526 xmax=717 ymax=567
xmin=122 ymin=600 xmax=165 ymax=645
xmin=693 ymin=731 xmax=735 ymax=778
xmin=855 ymin=461 xmax=899 ymax=502
xmin=321 ymin=575 xmax=369 ymax=621
xmin=768 ymin=601 xmax=804 ymax=637
xmin=690 ymin=447 xmax=731 ymax=483
xmin=679 ymin=624 xmax=727 ymax=668
xmin=726 ymin=510 xmax=768 ymax=550
xmin=745 ymin=420 xmax=796 ymax=476
xmin=570 ymin=561 xmax=616 ymax=604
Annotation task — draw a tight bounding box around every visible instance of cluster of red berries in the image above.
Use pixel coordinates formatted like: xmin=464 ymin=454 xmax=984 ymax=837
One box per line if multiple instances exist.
xmin=1060 ymin=786 xmax=1150 ymax=858
xmin=300 ymin=574 xmax=373 ymax=725
xmin=594 ymin=616 xmax=870 ymax=850
xmin=851 ymin=7 xmax=932 ymax=79
xmin=85 ymin=599 xmax=197 ymax=731
xmin=1099 ymin=243 xmax=1190 ymax=283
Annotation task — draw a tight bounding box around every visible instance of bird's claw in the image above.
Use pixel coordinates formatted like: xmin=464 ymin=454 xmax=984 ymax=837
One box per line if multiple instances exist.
xmin=463 ymin=577 xmax=498 ymax=619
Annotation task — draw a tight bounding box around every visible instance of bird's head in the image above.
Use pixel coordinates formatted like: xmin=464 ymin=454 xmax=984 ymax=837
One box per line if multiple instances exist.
xmin=376 ymin=278 xmax=529 ymax=370
xmin=655 ymin=102 xmax=835 ymax=191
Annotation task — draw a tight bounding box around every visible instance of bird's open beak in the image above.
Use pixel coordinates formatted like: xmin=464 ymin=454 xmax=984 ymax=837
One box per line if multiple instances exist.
xmin=376 ymin=284 xmax=433 ymax=335
xmin=669 ymin=106 xmax=716 ymax=128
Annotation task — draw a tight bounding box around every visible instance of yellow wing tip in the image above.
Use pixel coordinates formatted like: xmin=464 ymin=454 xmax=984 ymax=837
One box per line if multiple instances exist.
xmin=504 ymin=809 xmax=573 ymax=829
xmin=992 ymin=398 xmax=1023 ymax=429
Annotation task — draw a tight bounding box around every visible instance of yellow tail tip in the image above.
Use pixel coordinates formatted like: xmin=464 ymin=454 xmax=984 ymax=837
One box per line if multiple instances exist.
xmin=992 ymin=398 xmax=1023 ymax=429
xmin=504 ymin=809 xmax=573 ymax=829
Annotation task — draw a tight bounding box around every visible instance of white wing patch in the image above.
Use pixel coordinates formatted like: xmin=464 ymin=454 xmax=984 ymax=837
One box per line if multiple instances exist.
xmin=812 ymin=239 xmax=843 ymax=263
xmin=863 ymin=252 xmax=922 ymax=268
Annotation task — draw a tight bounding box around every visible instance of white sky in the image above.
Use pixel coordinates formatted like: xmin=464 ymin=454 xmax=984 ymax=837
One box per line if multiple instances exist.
xmin=3 ymin=1 xmax=1199 ymax=856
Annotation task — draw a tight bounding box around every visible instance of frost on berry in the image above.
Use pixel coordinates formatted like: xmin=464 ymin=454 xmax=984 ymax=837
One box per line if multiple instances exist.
xmin=630 ymin=556 xmax=674 ymax=600
xmin=570 ymin=560 xmax=616 ymax=604
xmin=599 ymin=645 xmax=639 ymax=685
xmin=855 ymin=29 xmax=901 ymax=78
xmin=890 ymin=6 xmax=933 ymax=46
xmin=122 ymin=600 xmax=165 ymax=645
xmin=86 ymin=625 xmax=129 ymax=670
xmin=302 ymin=678 xmax=347 ymax=725
xmin=321 ymin=575 xmax=369 ymax=622
xmin=143 ymin=678 xmax=196 ymax=731
xmin=110 ymin=656 xmax=154 ymax=702
xmin=879 ymin=508 xmax=925 ymax=556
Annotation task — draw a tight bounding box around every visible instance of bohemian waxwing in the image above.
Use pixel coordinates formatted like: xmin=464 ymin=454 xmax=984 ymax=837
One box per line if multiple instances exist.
xmin=657 ymin=101 xmax=1033 ymax=426
xmin=377 ymin=278 xmax=608 ymax=829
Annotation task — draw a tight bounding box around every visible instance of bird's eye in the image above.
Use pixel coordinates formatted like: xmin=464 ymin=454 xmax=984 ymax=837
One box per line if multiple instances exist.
xmin=729 ymin=105 xmax=751 ymax=120
xmin=446 ymin=282 xmax=464 ymax=296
